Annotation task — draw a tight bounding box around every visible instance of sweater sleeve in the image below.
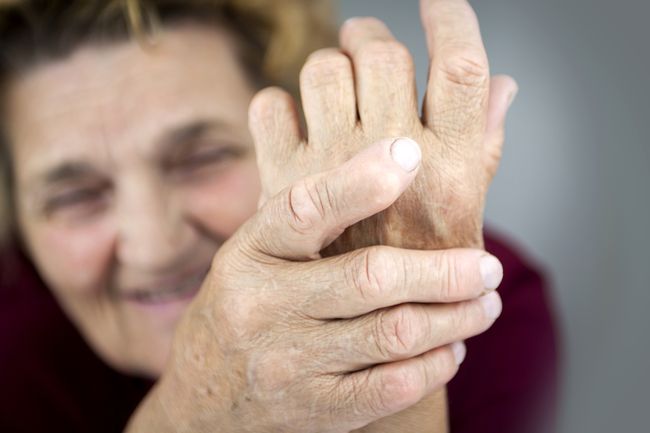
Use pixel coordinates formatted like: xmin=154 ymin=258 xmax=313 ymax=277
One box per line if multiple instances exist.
xmin=0 ymin=245 xmax=153 ymax=433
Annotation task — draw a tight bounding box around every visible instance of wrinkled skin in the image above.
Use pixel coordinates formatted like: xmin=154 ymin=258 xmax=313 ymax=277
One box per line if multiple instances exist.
xmin=252 ymin=5 xmax=516 ymax=254
xmin=131 ymin=1 xmax=516 ymax=432
xmin=6 ymin=0 xmax=515 ymax=431
xmin=248 ymin=2 xmax=517 ymax=431
xmin=135 ymin=139 xmax=503 ymax=433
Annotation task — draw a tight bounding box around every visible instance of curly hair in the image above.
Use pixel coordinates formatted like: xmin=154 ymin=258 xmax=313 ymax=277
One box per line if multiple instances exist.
xmin=0 ymin=0 xmax=337 ymax=243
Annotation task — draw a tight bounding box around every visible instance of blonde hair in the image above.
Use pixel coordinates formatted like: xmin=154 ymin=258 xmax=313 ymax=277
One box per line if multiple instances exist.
xmin=0 ymin=0 xmax=337 ymax=243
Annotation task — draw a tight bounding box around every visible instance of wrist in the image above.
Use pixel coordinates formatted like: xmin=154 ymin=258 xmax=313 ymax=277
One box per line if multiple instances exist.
xmin=351 ymin=389 xmax=449 ymax=433
xmin=125 ymin=378 xmax=179 ymax=433
xmin=125 ymin=360 xmax=235 ymax=433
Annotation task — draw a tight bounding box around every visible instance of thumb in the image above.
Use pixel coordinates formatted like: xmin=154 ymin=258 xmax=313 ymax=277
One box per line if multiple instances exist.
xmin=484 ymin=75 xmax=518 ymax=180
xmin=235 ymin=137 xmax=422 ymax=261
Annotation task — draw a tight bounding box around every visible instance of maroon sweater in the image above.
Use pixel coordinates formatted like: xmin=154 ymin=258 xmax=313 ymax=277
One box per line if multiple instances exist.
xmin=0 ymin=231 xmax=559 ymax=433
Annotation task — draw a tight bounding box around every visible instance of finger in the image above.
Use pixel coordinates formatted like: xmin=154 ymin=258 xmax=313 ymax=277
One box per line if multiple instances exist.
xmin=484 ymin=75 xmax=518 ymax=180
xmin=339 ymin=17 xmax=420 ymax=133
xmin=235 ymin=137 xmax=422 ymax=260
xmin=300 ymin=48 xmax=357 ymax=144
xmin=296 ymin=246 xmax=503 ymax=319
xmin=249 ymin=87 xmax=303 ymax=199
xmin=420 ymin=0 xmax=490 ymax=145
xmin=334 ymin=342 xmax=463 ymax=425
xmin=323 ymin=293 xmax=501 ymax=371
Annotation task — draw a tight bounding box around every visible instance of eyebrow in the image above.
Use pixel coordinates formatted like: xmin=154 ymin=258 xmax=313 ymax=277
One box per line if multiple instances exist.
xmin=158 ymin=119 xmax=227 ymax=155
xmin=38 ymin=161 xmax=99 ymax=186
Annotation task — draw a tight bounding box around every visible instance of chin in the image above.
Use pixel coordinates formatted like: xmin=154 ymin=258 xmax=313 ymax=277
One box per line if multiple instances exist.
xmin=91 ymin=292 xmax=199 ymax=379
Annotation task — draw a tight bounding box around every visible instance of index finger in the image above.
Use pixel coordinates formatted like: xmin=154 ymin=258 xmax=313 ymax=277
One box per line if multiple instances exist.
xmin=296 ymin=246 xmax=503 ymax=319
xmin=420 ymin=0 xmax=490 ymax=142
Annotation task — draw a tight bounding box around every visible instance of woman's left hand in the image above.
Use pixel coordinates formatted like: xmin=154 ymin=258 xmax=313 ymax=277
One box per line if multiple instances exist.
xmin=250 ymin=0 xmax=518 ymax=253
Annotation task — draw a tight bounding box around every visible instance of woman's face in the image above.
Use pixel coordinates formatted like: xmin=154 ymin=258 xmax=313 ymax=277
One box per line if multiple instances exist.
xmin=5 ymin=24 xmax=261 ymax=376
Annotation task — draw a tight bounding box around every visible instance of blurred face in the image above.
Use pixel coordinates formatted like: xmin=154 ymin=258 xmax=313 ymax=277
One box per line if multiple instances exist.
xmin=5 ymin=24 xmax=261 ymax=376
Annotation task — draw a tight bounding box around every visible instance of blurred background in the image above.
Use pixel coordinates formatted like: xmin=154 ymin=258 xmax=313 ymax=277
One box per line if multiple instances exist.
xmin=339 ymin=0 xmax=650 ymax=432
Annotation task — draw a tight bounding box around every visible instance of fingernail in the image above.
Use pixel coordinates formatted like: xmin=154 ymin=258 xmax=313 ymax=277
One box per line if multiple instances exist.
xmin=451 ymin=341 xmax=466 ymax=365
xmin=479 ymin=291 xmax=503 ymax=320
xmin=390 ymin=138 xmax=421 ymax=172
xmin=479 ymin=255 xmax=503 ymax=290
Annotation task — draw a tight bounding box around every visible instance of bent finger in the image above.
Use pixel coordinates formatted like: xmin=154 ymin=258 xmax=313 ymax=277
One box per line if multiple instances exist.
xmin=420 ymin=0 xmax=490 ymax=145
xmin=300 ymin=48 xmax=357 ymax=144
xmin=235 ymin=137 xmax=423 ymax=260
xmin=339 ymin=17 xmax=420 ymax=132
xmin=249 ymin=86 xmax=304 ymax=200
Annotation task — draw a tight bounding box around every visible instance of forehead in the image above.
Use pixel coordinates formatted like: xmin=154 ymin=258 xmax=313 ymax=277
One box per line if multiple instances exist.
xmin=5 ymin=23 xmax=254 ymax=182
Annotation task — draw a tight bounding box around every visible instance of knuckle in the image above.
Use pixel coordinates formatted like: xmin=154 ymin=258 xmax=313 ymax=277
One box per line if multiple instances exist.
xmin=378 ymin=367 xmax=422 ymax=411
xmin=248 ymin=87 xmax=295 ymax=129
xmin=439 ymin=46 xmax=489 ymax=88
xmin=301 ymin=49 xmax=352 ymax=88
xmin=349 ymin=247 xmax=391 ymax=302
xmin=286 ymin=177 xmax=336 ymax=235
xmin=359 ymin=40 xmax=414 ymax=72
xmin=437 ymin=251 xmax=464 ymax=301
xmin=375 ymin=305 xmax=418 ymax=359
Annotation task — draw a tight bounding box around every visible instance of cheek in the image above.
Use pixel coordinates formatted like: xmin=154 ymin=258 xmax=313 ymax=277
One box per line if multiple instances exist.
xmin=184 ymin=160 xmax=261 ymax=236
xmin=26 ymin=218 xmax=116 ymax=296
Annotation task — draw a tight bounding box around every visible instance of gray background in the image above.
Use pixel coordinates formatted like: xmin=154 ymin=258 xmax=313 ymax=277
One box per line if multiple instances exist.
xmin=338 ymin=0 xmax=649 ymax=432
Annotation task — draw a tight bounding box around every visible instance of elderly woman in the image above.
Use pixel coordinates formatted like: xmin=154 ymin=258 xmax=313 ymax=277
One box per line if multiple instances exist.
xmin=0 ymin=0 xmax=557 ymax=432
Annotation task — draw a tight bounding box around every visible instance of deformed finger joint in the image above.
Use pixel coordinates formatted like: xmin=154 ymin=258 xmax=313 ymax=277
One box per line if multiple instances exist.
xmin=438 ymin=48 xmax=489 ymax=89
xmin=351 ymin=248 xmax=387 ymax=302
xmin=376 ymin=307 xmax=415 ymax=358
xmin=287 ymin=176 xmax=345 ymax=241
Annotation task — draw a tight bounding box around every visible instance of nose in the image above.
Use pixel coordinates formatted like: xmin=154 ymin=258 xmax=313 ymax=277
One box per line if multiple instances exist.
xmin=115 ymin=174 xmax=195 ymax=272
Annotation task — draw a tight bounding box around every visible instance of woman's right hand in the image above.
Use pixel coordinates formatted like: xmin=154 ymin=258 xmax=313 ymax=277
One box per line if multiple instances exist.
xmin=126 ymin=138 xmax=503 ymax=433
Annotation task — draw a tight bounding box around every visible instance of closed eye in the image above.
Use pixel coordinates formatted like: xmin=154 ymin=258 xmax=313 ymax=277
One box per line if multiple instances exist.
xmin=43 ymin=184 xmax=111 ymax=218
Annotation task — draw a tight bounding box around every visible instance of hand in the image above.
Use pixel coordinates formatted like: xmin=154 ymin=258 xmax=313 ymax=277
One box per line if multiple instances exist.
xmin=250 ymin=0 xmax=518 ymax=253
xmin=248 ymin=1 xmax=515 ymax=431
xmin=126 ymin=140 xmax=503 ymax=433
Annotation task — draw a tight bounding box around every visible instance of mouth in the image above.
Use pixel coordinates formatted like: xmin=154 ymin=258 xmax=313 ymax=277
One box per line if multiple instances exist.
xmin=121 ymin=267 xmax=208 ymax=305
